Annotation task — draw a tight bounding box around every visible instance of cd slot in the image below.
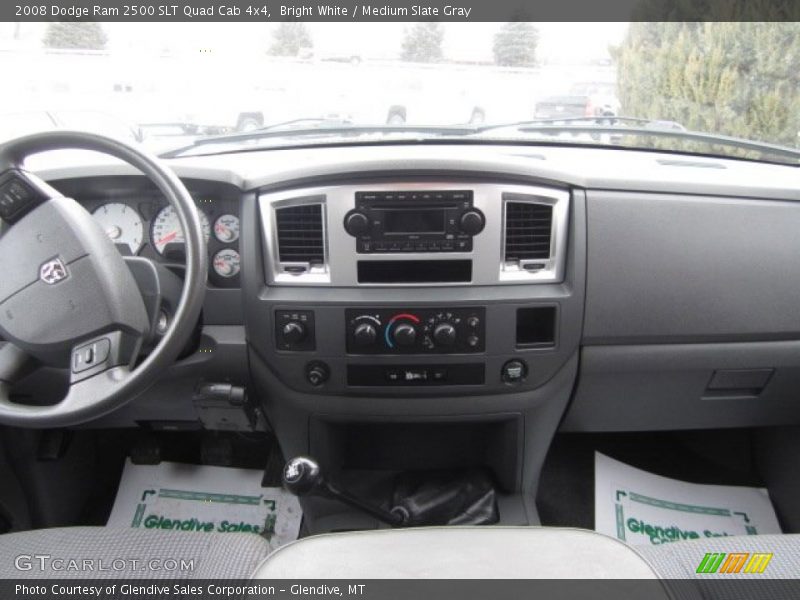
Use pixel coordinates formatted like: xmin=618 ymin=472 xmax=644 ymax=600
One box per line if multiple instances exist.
xmin=357 ymin=260 xmax=472 ymax=284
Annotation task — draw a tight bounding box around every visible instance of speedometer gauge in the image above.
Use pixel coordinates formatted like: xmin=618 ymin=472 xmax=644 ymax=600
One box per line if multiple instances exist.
xmin=91 ymin=202 xmax=144 ymax=255
xmin=212 ymin=249 xmax=241 ymax=278
xmin=214 ymin=214 xmax=240 ymax=243
xmin=151 ymin=206 xmax=211 ymax=255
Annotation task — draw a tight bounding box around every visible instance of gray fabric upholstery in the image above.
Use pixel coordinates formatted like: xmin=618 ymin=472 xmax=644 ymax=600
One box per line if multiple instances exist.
xmin=636 ymin=534 xmax=800 ymax=578
xmin=253 ymin=527 xmax=664 ymax=580
xmin=0 ymin=527 xmax=273 ymax=579
xmin=635 ymin=534 xmax=800 ymax=600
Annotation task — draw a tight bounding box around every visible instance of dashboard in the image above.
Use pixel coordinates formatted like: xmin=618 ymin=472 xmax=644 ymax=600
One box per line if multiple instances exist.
xmin=32 ymin=142 xmax=800 ymax=513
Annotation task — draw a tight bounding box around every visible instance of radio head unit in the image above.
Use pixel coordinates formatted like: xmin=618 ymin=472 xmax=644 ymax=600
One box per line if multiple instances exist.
xmin=344 ymin=190 xmax=485 ymax=253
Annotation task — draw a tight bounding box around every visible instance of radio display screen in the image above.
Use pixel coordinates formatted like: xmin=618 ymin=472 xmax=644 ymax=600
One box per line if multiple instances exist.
xmin=383 ymin=208 xmax=446 ymax=234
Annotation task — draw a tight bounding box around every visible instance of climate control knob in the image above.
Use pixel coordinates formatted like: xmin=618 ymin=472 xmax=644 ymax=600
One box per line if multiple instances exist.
xmin=393 ymin=323 xmax=417 ymax=347
xmin=344 ymin=211 xmax=371 ymax=236
xmin=433 ymin=323 xmax=457 ymax=347
xmin=353 ymin=322 xmax=377 ymax=347
xmin=459 ymin=210 xmax=485 ymax=235
xmin=281 ymin=321 xmax=306 ymax=344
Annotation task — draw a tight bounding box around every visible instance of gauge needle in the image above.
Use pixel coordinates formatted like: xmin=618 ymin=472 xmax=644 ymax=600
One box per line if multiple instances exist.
xmin=156 ymin=231 xmax=179 ymax=246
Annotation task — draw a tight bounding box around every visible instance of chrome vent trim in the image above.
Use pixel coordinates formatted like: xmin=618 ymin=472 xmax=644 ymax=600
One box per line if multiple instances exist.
xmin=500 ymin=192 xmax=568 ymax=283
xmin=265 ymin=196 xmax=330 ymax=284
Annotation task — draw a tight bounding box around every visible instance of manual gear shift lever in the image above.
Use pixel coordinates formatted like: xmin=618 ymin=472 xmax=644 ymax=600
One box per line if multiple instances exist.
xmin=283 ymin=456 xmax=404 ymax=526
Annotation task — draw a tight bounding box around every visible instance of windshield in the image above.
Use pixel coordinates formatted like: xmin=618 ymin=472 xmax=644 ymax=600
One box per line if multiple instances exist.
xmin=2 ymin=22 xmax=799 ymax=161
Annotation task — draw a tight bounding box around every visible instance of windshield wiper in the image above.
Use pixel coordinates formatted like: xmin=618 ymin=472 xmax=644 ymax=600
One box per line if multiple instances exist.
xmin=474 ymin=118 xmax=800 ymax=163
xmin=161 ymin=124 xmax=478 ymax=158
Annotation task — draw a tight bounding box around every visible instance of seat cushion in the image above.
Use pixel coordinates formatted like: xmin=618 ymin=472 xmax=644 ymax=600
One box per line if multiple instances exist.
xmin=252 ymin=527 xmax=661 ymax=579
xmin=0 ymin=527 xmax=273 ymax=579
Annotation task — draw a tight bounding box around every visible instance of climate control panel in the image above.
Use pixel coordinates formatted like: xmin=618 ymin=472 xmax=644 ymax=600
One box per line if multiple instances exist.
xmin=345 ymin=307 xmax=485 ymax=354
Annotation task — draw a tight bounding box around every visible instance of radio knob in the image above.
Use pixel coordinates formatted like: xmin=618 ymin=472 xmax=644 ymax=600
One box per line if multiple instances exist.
xmin=393 ymin=323 xmax=417 ymax=347
xmin=282 ymin=321 xmax=306 ymax=343
xmin=433 ymin=323 xmax=457 ymax=347
xmin=353 ymin=322 xmax=377 ymax=346
xmin=459 ymin=210 xmax=485 ymax=235
xmin=344 ymin=211 xmax=371 ymax=236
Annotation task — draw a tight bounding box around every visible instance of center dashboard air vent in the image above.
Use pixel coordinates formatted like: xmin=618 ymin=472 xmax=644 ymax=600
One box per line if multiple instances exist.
xmin=275 ymin=203 xmax=326 ymax=268
xmin=503 ymin=198 xmax=554 ymax=268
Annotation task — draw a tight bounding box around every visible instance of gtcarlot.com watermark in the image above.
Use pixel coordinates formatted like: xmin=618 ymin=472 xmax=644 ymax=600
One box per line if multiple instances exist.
xmin=15 ymin=553 xmax=195 ymax=573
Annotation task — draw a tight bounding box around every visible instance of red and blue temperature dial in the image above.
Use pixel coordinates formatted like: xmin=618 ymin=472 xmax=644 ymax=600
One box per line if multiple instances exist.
xmin=384 ymin=313 xmax=421 ymax=348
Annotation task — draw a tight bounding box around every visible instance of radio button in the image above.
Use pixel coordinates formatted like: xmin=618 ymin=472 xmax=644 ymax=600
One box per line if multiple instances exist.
xmin=344 ymin=211 xmax=371 ymax=236
xmin=459 ymin=209 xmax=485 ymax=235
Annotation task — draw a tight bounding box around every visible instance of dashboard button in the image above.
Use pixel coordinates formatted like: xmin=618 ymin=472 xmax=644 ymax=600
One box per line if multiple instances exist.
xmin=282 ymin=321 xmax=306 ymax=344
xmin=353 ymin=322 xmax=377 ymax=347
xmin=433 ymin=323 xmax=457 ymax=347
xmin=502 ymin=359 xmax=527 ymax=384
xmin=344 ymin=211 xmax=371 ymax=236
xmin=393 ymin=323 xmax=417 ymax=347
xmin=306 ymin=361 xmax=330 ymax=387
xmin=459 ymin=209 xmax=485 ymax=235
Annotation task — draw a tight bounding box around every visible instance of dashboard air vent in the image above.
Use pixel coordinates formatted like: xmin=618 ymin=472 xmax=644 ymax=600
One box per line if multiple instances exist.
xmin=504 ymin=200 xmax=553 ymax=264
xmin=275 ymin=203 xmax=325 ymax=265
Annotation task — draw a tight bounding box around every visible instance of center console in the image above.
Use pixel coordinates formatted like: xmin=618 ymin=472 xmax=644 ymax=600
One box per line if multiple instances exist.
xmin=242 ymin=176 xmax=586 ymax=532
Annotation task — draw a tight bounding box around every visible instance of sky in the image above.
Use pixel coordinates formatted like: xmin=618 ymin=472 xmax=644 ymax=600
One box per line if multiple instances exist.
xmin=2 ymin=22 xmax=629 ymax=64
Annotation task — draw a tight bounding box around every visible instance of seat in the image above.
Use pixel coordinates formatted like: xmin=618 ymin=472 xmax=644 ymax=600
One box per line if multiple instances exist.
xmin=0 ymin=527 xmax=273 ymax=579
xmin=251 ymin=526 xmax=662 ymax=579
xmin=252 ymin=526 xmax=800 ymax=597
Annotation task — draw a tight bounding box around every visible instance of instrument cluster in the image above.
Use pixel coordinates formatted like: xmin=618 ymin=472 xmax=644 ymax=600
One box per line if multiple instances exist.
xmin=84 ymin=190 xmax=241 ymax=288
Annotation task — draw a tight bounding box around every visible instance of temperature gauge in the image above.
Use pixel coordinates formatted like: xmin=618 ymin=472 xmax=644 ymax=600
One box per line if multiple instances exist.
xmin=213 ymin=248 xmax=241 ymax=278
xmin=214 ymin=214 xmax=240 ymax=243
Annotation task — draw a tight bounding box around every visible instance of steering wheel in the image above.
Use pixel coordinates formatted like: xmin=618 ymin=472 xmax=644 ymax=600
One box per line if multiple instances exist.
xmin=0 ymin=132 xmax=207 ymax=427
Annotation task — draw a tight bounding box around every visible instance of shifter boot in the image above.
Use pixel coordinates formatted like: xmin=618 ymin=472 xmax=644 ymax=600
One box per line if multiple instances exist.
xmin=391 ymin=468 xmax=499 ymax=526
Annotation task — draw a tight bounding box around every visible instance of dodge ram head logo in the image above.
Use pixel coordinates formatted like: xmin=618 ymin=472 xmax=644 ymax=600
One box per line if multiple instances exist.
xmin=39 ymin=257 xmax=68 ymax=285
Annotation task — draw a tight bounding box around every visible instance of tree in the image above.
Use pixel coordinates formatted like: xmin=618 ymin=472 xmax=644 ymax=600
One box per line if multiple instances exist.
xmin=616 ymin=22 xmax=800 ymax=150
xmin=400 ymin=23 xmax=444 ymax=63
xmin=43 ymin=22 xmax=107 ymax=50
xmin=493 ymin=22 xmax=538 ymax=67
xmin=269 ymin=23 xmax=312 ymax=57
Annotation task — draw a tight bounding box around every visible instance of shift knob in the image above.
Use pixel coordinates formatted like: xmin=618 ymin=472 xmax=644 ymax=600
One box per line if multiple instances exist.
xmin=283 ymin=456 xmax=322 ymax=496
xmin=282 ymin=455 xmax=405 ymax=526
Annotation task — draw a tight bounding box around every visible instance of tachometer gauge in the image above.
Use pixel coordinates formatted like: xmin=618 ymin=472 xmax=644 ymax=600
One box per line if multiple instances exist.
xmin=214 ymin=214 xmax=240 ymax=243
xmin=212 ymin=248 xmax=241 ymax=278
xmin=151 ymin=206 xmax=211 ymax=255
xmin=91 ymin=202 xmax=144 ymax=255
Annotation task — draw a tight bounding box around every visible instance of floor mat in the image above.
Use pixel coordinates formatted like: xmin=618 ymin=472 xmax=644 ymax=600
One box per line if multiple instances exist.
xmin=595 ymin=452 xmax=781 ymax=547
xmin=537 ymin=431 xmax=765 ymax=530
xmin=107 ymin=459 xmax=301 ymax=548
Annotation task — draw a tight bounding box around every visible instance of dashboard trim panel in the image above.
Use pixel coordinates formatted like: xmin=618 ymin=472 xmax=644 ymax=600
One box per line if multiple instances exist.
xmin=259 ymin=182 xmax=570 ymax=287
